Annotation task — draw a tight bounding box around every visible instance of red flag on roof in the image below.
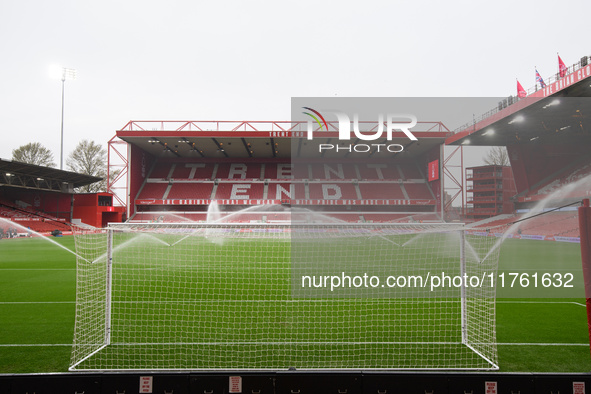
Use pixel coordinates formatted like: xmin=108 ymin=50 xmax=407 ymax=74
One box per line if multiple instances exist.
xmin=517 ymin=80 xmax=527 ymax=98
xmin=558 ymin=54 xmax=567 ymax=77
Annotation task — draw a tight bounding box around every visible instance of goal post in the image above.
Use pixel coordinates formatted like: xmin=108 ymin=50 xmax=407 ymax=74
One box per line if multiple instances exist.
xmin=70 ymin=222 xmax=500 ymax=371
xmin=105 ymin=227 xmax=114 ymax=347
xmin=460 ymin=228 xmax=468 ymax=346
xmin=69 ymin=227 xmax=110 ymax=369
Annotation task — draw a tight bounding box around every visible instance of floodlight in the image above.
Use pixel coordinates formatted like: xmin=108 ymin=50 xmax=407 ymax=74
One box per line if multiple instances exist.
xmin=508 ymin=115 xmax=524 ymax=125
xmin=50 ymin=65 xmax=77 ymax=169
xmin=49 ymin=65 xmax=76 ymax=81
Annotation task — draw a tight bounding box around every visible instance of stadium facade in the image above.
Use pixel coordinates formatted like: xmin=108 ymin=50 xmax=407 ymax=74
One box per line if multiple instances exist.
xmin=111 ymin=54 xmax=591 ymax=228
xmin=115 ymin=120 xmax=448 ymax=224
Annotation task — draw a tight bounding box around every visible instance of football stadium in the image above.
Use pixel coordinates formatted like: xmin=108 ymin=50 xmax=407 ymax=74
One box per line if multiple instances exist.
xmin=2 ymin=58 xmax=591 ymax=391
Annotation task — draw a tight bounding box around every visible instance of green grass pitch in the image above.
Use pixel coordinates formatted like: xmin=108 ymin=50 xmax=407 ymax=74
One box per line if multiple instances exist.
xmin=0 ymin=235 xmax=590 ymax=373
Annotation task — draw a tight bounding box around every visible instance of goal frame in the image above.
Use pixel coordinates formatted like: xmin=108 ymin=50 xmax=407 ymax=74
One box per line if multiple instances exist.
xmin=69 ymin=221 xmax=499 ymax=372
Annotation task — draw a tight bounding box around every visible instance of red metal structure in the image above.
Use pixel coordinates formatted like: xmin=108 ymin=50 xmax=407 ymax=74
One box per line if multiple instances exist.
xmin=107 ymin=135 xmax=128 ymax=208
xmin=442 ymin=146 xmax=464 ymax=218
xmin=108 ymin=120 xmax=451 ymax=221
xmin=579 ymin=199 xmax=591 ymax=360
xmin=72 ymin=193 xmax=125 ymax=227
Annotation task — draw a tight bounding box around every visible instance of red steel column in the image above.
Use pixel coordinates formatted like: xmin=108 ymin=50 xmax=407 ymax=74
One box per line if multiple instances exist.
xmin=578 ymin=198 xmax=591 ymax=359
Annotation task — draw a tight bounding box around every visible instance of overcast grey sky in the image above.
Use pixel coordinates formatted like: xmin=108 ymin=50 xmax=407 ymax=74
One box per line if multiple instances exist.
xmin=1 ymin=0 xmax=590 ymax=168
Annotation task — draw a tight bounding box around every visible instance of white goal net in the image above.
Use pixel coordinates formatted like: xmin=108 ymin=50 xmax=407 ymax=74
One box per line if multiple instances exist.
xmin=70 ymin=221 xmax=499 ymax=371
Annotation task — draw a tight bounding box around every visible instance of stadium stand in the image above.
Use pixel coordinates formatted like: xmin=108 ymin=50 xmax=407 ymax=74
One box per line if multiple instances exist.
xmin=469 ymin=214 xmax=516 ymax=229
xmin=149 ymin=163 xmax=173 ymax=178
xmin=0 ymin=159 xmax=121 ymax=229
xmin=516 ymin=211 xmax=579 ymax=237
xmin=266 ymin=182 xmax=305 ymax=200
xmin=399 ymin=163 xmax=424 ymax=180
xmin=214 ymin=182 xmax=265 ymax=200
xmin=358 ymin=163 xmax=401 ymax=180
xmin=144 ymin=161 xmax=433 ymax=182
xmin=470 ymin=211 xmax=580 ymax=239
xmin=216 ymin=163 xmax=263 ymax=179
xmin=167 ymin=182 xmax=214 ymax=200
xmin=308 ymin=182 xmax=358 ymax=200
xmin=171 ymin=163 xmax=215 ymax=179
xmin=137 ymin=182 xmax=168 ymax=199
xmin=130 ymin=159 xmax=439 ymax=223
xmin=403 ymin=183 xmax=434 ymax=199
xmin=0 ymin=199 xmax=70 ymax=234
xmin=131 ymin=212 xmax=208 ymax=223
xmin=532 ymin=161 xmax=591 ymax=197
xmin=309 ymin=163 xmax=358 ymax=180
xmin=358 ymin=183 xmax=405 ymax=199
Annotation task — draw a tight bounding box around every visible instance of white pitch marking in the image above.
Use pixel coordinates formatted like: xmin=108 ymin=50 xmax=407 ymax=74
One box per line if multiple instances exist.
xmin=1 ymin=342 xmax=586 ymax=348
xmin=0 ymin=301 xmax=74 ymax=304
xmin=497 ymin=300 xmax=586 ymax=307
xmin=0 ymin=344 xmax=71 ymax=347
xmin=0 ymin=268 xmax=74 ymax=270
xmin=496 ymin=343 xmax=588 ymax=346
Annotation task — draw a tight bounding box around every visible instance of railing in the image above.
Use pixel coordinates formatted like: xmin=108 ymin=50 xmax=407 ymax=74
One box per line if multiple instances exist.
xmin=466 ymin=172 xmax=503 ymax=181
xmin=118 ymin=120 xmax=450 ymax=134
xmin=465 ymin=207 xmax=503 ymax=215
xmin=466 ymin=184 xmax=503 ymax=192
xmin=467 ymin=196 xmax=504 ymax=203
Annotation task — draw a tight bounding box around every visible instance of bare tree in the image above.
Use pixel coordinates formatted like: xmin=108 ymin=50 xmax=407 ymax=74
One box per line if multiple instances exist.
xmin=67 ymin=140 xmax=107 ymax=192
xmin=483 ymin=146 xmax=509 ymax=166
xmin=12 ymin=142 xmax=56 ymax=167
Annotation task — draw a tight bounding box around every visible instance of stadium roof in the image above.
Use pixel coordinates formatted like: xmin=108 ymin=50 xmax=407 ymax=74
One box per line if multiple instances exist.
xmin=446 ymin=66 xmax=591 ymax=146
xmin=0 ymin=159 xmax=102 ymax=191
xmin=116 ymin=120 xmax=449 ymax=160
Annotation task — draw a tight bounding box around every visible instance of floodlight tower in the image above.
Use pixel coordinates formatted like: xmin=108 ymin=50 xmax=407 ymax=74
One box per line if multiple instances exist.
xmin=50 ymin=66 xmax=76 ymax=170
